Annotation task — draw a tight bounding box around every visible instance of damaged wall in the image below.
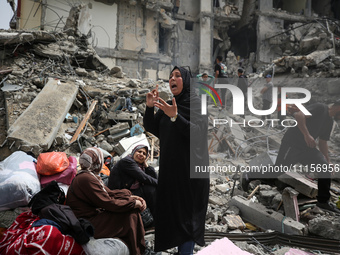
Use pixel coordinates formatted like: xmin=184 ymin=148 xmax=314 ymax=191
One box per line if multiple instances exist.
xmin=18 ymin=0 xmax=42 ymax=30
xmin=44 ymin=0 xmax=117 ymax=50
xmin=177 ymin=0 xmax=200 ymax=18
xmin=257 ymin=15 xmax=283 ymax=63
xmin=175 ymin=20 xmax=200 ymax=73
xmin=117 ymin=3 xmax=157 ymax=53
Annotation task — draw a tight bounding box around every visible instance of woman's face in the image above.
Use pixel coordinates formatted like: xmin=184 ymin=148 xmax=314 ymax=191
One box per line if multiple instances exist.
xmin=169 ymin=69 xmax=183 ymax=96
xmin=133 ymin=148 xmax=148 ymax=164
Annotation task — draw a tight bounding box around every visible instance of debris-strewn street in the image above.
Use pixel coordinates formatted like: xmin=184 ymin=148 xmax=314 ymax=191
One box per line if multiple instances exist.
xmin=1 ymin=0 xmax=340 ymax=254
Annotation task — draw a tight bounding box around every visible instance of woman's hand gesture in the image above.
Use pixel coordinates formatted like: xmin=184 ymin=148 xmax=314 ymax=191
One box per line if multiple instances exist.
xmin=146 ymin=85 xmax=159 ymax=107
xmin=154 ymin=97 xmax=177 ymax=118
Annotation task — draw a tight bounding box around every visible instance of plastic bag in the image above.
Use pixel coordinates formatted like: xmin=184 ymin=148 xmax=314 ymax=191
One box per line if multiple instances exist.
xmin=36 ymin=152 xmax=69 ymax=176
xmin=0 ymin=151 xmax=40 ymax=211
xmin=82 ymin=237 xmax=129 ymax=255
xmin=40 ymin=156 xmax=77 ymax=187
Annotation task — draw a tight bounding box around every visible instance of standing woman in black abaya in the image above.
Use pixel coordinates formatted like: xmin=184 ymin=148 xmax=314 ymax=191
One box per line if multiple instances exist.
xmin=143 ymin=67 xmax=210 ymax=255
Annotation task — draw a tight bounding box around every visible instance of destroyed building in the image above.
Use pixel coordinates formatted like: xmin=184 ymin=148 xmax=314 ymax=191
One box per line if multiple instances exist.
xmin=1 ymin=0 xmax=340 ymax=254
xmin=9 ymin=0 xmax=340 ymax=79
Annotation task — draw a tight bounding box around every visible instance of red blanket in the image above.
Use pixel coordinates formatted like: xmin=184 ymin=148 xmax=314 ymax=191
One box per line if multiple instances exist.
xmin=0 ymin=211 xmax=84 ymax=255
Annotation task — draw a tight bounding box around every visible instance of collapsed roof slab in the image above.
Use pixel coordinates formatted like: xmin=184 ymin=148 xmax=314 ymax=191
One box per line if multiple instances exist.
xmin=257 ymin=10 xmax=314 ymax=22
xmin=229 ymin=195 xmax=306 ymax=235
xmin=7 ymin=78 xmax=78 ymax=155
xmin=0 ymin=31 xmax=59 ymax=45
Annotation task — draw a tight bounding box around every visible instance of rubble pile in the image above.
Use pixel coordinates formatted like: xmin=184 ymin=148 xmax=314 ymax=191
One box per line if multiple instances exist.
xmin=269 ymin=22 xmax=340 ymax=77
xmin=1 ymin=9 xmax=340 ymax=254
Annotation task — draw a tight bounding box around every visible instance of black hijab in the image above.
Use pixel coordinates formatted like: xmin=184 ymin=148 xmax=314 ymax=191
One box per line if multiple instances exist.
xmin=170 ymin=66 xmax=201 ymax=119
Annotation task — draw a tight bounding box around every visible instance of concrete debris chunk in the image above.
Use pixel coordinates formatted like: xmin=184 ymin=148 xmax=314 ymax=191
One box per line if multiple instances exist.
xmin=308 ymin=217 xmax=340 ymax=240
xmin=7 ymin=78 xmax=78 ymax=155
xmin=282 ymin=187 xmax=300 ymax=221
xmin=109 ymin=122 xmax=130 ymax=135
xmin=222 ymin=215 xmax=246 ymax=230
xmin=108 ymin=111 xmax=137 ymax=121
xmin=229 ymin=196 xmax=306 ymax=235
xmin=278 ymin=171 xmax=318 ymax=198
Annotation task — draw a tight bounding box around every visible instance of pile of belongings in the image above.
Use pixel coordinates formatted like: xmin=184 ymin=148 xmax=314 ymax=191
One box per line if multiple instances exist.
xmin=0 ymin=150 xmax=129 ymax=255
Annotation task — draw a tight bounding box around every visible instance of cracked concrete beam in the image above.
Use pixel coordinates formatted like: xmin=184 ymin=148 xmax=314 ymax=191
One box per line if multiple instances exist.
xmin=0 ymin=31 xmax=58 ymax=45
xmin=257 ymin=10 xmax=313 ymax=22
xmin=7 ymin=78 xmax=78 ymax=156
xmin=229 ymin=195 xmax=306 ymax=235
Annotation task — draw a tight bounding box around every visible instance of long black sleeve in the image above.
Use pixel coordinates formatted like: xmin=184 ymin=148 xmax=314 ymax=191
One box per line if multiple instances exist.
xmin=120 ymin=157 xmax=158 ymax=186
xmin=143 ymin=106 xmax=163 ymax=138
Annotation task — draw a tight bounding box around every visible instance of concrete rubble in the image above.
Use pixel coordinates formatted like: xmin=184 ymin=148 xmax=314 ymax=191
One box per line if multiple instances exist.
xmin=1 ymin=0 xmax=340 ymax=254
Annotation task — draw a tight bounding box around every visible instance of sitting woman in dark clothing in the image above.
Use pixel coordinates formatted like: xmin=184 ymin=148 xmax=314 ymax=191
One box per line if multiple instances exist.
xmin=66 ymin=147 xmax=146 ymax=255
xmin=107 ymin=145 xmax=158 ymax=217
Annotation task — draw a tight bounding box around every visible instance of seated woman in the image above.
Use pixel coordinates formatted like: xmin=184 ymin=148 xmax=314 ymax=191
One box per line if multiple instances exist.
xmin=108 ymin=145 xmax=157 ymax=217
xmin=66 ymin=147 xmax=146 ymax=255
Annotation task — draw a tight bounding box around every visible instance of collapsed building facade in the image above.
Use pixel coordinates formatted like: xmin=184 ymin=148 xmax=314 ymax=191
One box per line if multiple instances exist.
xmin=10 ymin=0 xmax=340 ymax=79
xmin=1 ymin=0 xmax=340 ymax=253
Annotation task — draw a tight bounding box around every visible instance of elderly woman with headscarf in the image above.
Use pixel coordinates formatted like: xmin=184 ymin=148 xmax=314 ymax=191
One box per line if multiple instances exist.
xmin=143 ymin=67 xmax=210 ymax=254
xmin=107 ymin=145 xmax=158 ymax=218
xmin=66 ymin=147 xmax=146 ymax=255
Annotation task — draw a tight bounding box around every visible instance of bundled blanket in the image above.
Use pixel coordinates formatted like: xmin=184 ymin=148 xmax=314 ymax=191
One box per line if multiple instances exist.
xmin=0 ymin=211 xmax=84 ymax=255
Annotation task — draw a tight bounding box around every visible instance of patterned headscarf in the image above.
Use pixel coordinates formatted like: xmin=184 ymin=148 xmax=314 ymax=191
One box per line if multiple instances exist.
xmin=130 ymin=144 xmax=149 ymax=158
xmin=79 ymin=147 xmax=104 ymax=174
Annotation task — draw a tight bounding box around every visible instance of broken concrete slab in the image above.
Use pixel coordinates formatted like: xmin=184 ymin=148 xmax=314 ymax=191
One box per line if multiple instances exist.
xmin=109 ymin=122 xmax=130 ymax=135
xmin=308 ymin=217 xmax=340 ymax=240
xmin=300 ymin=37 xmax=320 ymax=53
xmin=258 ymin=189 xmax=280 ymax=206
xmin=75 ymin=67 xmax=88 ymax=76
xmin=306 ymin=49 xmax=334 ymax=66
xmin=0 ymin=31 xmax=58 ymax=45
xmin=33 ymin=43 xmax=64 ymax=60
xmin=274 ymin=49 xmax=334 ymax=68
xmin=99 ymin=140 xmax=113 ymax=152
xmin=7 ymin=78 xmax=78 ymax=155
xmin=209 ymin=196 xmax=226 ymax=206
xmin=282 ymin=187 xmax=300 ymax=221
xmin=107 ymin=130 xmax=131 ymax=143
xmin=108 ymin=111 xmax=138 ymax=121
xmin=229 ymin=196 xmax=306 ymax=235
xmin=278 ymin=171 xmax=318 ymax=198
xmin=128 ymin=79 xmax=140 ymax=88
xmin=1 ymin=82 xmax=23 ymax=92
xmin=222 ymin=215 xmax=246 ymax=230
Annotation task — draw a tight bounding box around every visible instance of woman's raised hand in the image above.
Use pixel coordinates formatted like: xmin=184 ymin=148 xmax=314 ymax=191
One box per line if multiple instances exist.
xmin=154 ymin=97 xmax=177 ymax=118
xmin=146 ymin=85 xmax=159 ymax=107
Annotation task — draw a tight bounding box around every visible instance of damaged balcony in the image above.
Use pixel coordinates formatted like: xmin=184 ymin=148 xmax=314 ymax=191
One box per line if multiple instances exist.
xmin=213 ymin=0 xmax=243 ymax=26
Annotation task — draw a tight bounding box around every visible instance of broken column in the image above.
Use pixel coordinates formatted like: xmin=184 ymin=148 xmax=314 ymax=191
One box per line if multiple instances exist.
xmin=282 ymin=187 xmax=300 ymax=221
xmin=199 ymin=0 xmax=213 ymax=73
